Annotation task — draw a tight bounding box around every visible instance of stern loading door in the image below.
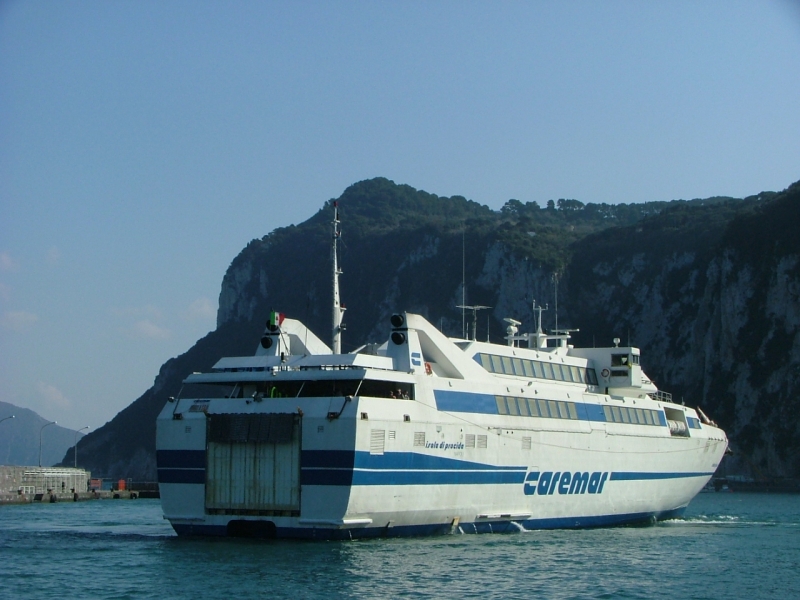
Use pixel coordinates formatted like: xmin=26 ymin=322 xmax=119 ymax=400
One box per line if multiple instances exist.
xmin=206 ymin=413 xmax=301 ymax=515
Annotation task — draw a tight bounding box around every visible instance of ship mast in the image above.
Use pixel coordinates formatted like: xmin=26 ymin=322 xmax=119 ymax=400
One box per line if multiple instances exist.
xmin=332 ymin=201 xmax=345 ymax=354
xmin=456 ymin=304 xmax=491 ymax=341
xmin=532 ymin=300 xmax=548 ymax=349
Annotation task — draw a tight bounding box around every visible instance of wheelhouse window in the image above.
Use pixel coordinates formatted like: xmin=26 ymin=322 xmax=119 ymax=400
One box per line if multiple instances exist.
xmin=611 ymin=354 xmax=630 ymax=367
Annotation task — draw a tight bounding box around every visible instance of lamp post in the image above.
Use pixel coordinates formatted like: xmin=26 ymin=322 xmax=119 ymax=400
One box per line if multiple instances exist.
xmin=0 ymin=415 xmax=15 ymax=425
xmin=39 ymin=421 xmax=56 ymax=467
xmin=74 ymin=426 xmax=89 ymax=468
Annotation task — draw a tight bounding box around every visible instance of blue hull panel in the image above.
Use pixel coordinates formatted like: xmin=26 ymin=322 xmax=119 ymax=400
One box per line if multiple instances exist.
xmin=170 ymin=506 xmax=687 ymax=540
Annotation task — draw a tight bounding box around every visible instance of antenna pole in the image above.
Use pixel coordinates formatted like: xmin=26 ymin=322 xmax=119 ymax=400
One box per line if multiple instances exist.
xmin=553 ymin=271 xmax=560 ymax=333
xmin=332 ymin=201 xmax=345 ymax=354
xmin=532 ymin=300 xmax=549 ymax=349
xmin=461 ymin=227 xmax=465 ymax=339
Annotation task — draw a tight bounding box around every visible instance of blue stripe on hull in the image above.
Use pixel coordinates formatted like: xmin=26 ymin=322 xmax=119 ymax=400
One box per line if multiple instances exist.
xmin=353 ymin=452 xmax=523 ymax=471
xmin=304 ymin=451 xmax=527 ymax=486
xmin=158 ymin=468 xmax=205 ymax=484
xmin=299 ymin=451 xmax=710 ymax=486
xmin=301 ymin=469 xmax=353 ymax=486
xmin=302 ymin=450 xmax=355 ymax=468
xmin=169 ymin=506 xmax=688 ymax=539
xmin=352 ymin=470 xmax=524 ymax=486
xmin=433 ymin=390 xmax=498 ymax=414
xmin=155 ymin=447 xmax=711 ymax=486
xmin=610 ymin=471 xmax=713 ymax=481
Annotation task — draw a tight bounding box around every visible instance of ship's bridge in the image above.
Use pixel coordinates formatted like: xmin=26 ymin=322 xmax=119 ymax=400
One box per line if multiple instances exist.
xmin=569 ymin=345 xmax=658 ymax=399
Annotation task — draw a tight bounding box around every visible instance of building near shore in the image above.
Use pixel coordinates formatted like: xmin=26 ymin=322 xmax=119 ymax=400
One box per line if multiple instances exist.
xmin=0 ymin=466 xmax=90 ymax=496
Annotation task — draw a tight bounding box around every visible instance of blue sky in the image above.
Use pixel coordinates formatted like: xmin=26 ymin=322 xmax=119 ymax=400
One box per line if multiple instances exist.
xmin=1 ymin=1 xmax=799 ymax=432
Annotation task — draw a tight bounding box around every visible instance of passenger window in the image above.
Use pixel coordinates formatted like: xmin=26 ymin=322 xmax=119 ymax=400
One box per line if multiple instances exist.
xmin=490 ymin=355 xmax=503 ymax=374
xmin=547 ymin=400 xmax=559 ymax=419
xmin=537 ymin=398 xmax=550 ymax=418
xmin=644 ymin=410 xmax=653 ymax=425
xmin=478 ymin=354 xmax=492 ymax=370
xmin=517 ymin=398 xmax=529 ymax=417
xmin=603 ymin=405 xmax=613 ymax=421
xmin=507 ymin=397 xmax=519 ymax=416
xmin=523 ymin=360 xmax=534 ymax=377
xmin=636 ymin=409 xmax=645 ymax=424
xmin=569 ymin=366 xmax=581 ymax=382
xmin=586 ymin=369 xmax=599 ymax=386
xmin=512 ymin=358 xmax=524 ymax=376
xmin=541 ymin=362 xmax=556 ymax=379
xmin=501 ymin=356 xmax=513 ymax=374
xmin=496 ymin=396 xmax=508 ymax=414
xmin=611 ymin=406 xmax=622 ymax=423
xmin=567 ymin=402 xmax=578 ymax=420
xmin=528 ymin=399 xmax=540 ymax=417
xmin=533 ymin=361 xmax=545 ymax=379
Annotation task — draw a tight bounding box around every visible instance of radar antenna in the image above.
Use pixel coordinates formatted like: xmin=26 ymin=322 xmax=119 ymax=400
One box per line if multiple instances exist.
xmin=504 ymin=317 xmax=521 ymax=347
xmin=456 ymin=304 xmax=491 ymax=341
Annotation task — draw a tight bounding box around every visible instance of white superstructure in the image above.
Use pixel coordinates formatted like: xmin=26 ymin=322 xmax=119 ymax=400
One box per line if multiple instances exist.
xmin=156 ymin=207 xmax=727 ymax=539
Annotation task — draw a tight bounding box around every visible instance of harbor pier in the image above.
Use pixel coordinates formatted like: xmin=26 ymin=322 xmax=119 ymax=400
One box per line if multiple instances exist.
xmin=0 ymin=466 xmax=158 ymax=505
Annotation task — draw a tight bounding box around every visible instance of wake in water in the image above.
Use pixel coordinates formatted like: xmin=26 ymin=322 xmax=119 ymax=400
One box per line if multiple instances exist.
xmin=509 ymin=521 xmax=530 ymax=533
xmin=669 ymin=514 xmax=742 ymax=525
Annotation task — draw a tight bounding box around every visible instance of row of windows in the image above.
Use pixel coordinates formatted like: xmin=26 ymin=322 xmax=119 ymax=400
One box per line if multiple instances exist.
xmin=496 ymin=396 xmax=579 ymax=420
xmin=497 ymin=394 xmax=666 ymax=428
xmin=476 ymin=353 xmax=599 ymax=386
xmin=602 ymin=405 xmax=661 ymax=426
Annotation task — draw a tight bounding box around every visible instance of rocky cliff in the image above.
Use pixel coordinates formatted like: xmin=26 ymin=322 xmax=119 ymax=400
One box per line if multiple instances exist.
xmin=565 ymin=184 xmax=800 ymax=477
xmin=65 ymin=177 xmax=800 ymax=480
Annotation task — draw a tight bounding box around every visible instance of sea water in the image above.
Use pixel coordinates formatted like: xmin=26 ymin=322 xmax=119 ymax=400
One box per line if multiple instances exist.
xmin=0 ymin=493 xmax=798 ymax=599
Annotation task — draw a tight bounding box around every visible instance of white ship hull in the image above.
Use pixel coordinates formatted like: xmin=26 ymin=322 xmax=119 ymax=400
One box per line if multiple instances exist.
xmin=157 ymin=205 xmax=726 ymax=538
xmin=157 ymin=351 xmax=727 ymax=539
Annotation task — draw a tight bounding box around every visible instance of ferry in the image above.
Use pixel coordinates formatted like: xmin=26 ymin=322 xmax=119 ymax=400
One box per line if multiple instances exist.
xmin=156 ymin=204 xmax=728 ymax=539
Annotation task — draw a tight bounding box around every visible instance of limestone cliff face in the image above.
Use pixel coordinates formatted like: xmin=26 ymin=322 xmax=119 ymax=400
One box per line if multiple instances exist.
xmin=565 ymin=184 xmax=800 ymax=477
xmin=65 ymin=177 xmax=800 ymax=480
xmin=476 ymin=242 xmax=559 ymax=331
xmin=217 ymin=239 xmax=274 ymax=328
